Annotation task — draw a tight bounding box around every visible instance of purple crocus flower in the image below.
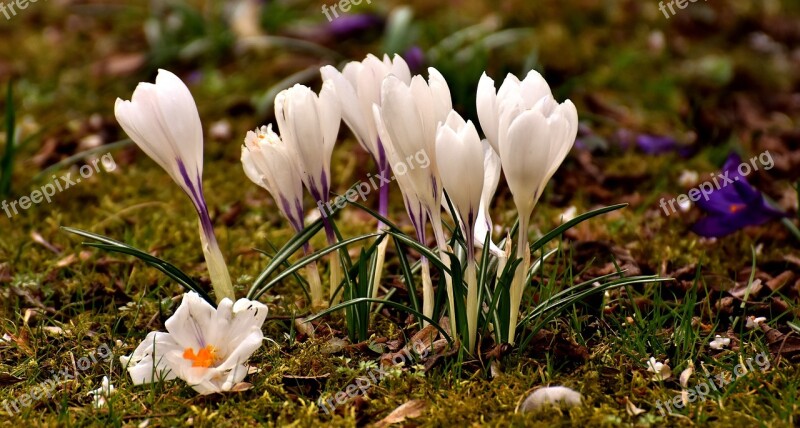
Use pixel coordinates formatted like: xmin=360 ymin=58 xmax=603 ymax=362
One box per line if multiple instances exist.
xmin=402 ymin=46 xmax=425 ymax=74
xmin=692 ymin=153 xmax=786 ymax=237
xmin=636 ymin=134 xmax=694 ymax=157
xmin=327 ymin=14 xmax=383 ymax=38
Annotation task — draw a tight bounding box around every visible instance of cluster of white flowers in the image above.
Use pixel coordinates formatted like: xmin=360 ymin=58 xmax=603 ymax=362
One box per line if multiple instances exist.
xmin=113 ymin=54 xmax=578 ymax=391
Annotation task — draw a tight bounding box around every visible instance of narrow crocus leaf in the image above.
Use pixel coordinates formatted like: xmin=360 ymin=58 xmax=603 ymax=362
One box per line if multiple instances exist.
xmin=305 ymin=297 xmax=453 ymax=344
xmin=61 ymin=226 xmax=214 ymax=305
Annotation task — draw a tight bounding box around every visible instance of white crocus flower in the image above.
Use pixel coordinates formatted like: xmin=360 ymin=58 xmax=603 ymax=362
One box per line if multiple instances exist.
xmin=435 ymin=110 xmax=484 ymax=353
xmin=120 ymin=292 xmax=267 ymax=395
xmin=320 ymin=54 xmax=411 ymax=173
xmin=477 ymin=71 xmax=578 ymax=344
xmin=475 ymin=140 xmax=503 ymax=257
xmin=646 ymin=357 xmax=672 ymax=381
xmin=709 ymin=335 xmax=731 ymax=350
xmin=275 ymin=83 xmax=342 ymax=302
xmin=321 ymin=54 xmax=412 ymax=303
xmin=374 ymin=68 xmax=454 ymax=328
xmin=114 ymin=69 xmax=234 ymax=303
xmin=242 ymin=125 xmax=305 ymax=232
xmin=275 ymin=83 xmax=341 ymax=215
xmin=242 ymin=125 xmax=324 ymax=308
xmin=89 ymin=376 xmax=116 ymax=408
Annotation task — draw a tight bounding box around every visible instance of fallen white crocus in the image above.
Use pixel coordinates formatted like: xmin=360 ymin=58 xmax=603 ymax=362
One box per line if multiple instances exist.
xmin=746 ymin=316 xmax=767 ymax=329
xmin=120 ymin=292 xmax=267 ymax=395
xmin=89 ymin=376 xmax=116 ymax=408
xmin=646 ymin=357 xmax=672 ymax=381
xmin=709 ymin=335 xmax=731 ymax=350
xmin=520 ymin=386 xmax=582 ymax=412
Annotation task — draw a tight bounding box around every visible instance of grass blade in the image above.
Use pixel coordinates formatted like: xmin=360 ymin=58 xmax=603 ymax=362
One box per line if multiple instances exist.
xmin=529 ymin=203 xmax=628 ymax=253
xmin=61 ymin=226 xmax=214 ymax=305
xmin=247 ymin=217 xmax=325 ymax=298
xmin=305 ymin=297 xmax=453 ymax=343
xmin=250 ymin=233 xmax=379 ymax=300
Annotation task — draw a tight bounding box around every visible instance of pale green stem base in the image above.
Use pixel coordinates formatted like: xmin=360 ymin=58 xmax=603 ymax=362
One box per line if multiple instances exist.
xmin=199 ymin=222 xmax=235 ymax=304
xmin=421 ymin=257 xmax=434 ymax=327
xmin=370 ymin=234 xmax=390 ymax=309
xmin=329 ymin=255 xmax=343 ymax=305
xmin=507 ymin=217 xmax=530 ymax=345
xmin=306 ymin=261 xmax=325 ymax=310
xmin=466 ymin=260 xmax=478 ymax=354
xmin=430 ymin=212 xmax=457 ymax=337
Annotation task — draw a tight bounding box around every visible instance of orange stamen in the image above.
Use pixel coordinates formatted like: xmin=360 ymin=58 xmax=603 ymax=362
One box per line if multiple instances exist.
xmin=729 ymin=204 xmax=743 ymax=213
xmin=183 ymin=345 xmax=218 ymax=368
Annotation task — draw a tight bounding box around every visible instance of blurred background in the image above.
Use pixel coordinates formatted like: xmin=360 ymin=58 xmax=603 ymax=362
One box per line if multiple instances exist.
xmin=1 ymin=1 xmax=800 ymax=425
xmin=0 ymin=0 xmax=798 ymax=293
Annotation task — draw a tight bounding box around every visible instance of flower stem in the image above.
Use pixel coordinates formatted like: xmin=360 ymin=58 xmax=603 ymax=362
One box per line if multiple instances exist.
xmin=318 ymin=210 xmax=343 ymax=305
xmin=371 ymin=232 xmax=390 ymax=302
xmin=507 ymin=216 xmax=530 ymax=345
xmin=301 ymin=243 xmax=325 ymax=309
xmin=421 ymin=256 xmax=434 ymax=326
xmin=465 ymin=260 xmax=478 ymax=354
xmin=430 ymin=210 xmax=457 ymax=336
xmin=197 ymin=219 xmax=235 ymax=304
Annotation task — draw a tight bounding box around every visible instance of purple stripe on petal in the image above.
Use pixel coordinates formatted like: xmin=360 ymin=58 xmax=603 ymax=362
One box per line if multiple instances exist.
xmin=465 ymin=208 xmax=476 ymax=260
xmin=280 ymin=195 xmax=304 ymax=233
xmin=294 ymin=199 xmax=306 ymax=232
xmin=177 ymin=159 xmax=215 ymax=240
xmin=320 ymin=173 xmax=330 ymax=204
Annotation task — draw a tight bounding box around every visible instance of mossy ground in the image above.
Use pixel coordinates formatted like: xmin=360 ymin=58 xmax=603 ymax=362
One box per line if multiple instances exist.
xmin=1 ymin=0 xmax=800 ymax=426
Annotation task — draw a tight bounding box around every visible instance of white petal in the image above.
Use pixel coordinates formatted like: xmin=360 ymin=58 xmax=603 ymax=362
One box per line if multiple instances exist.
xmin=122 ymin=331 xmax=180 ymax=385
xmin=389 ymin=53 xmax=412 ymax=84
xmin=164 ymin=292 xmax=217 ymax=351
xmin=519 ymin=69 xmax=553 ymax=109
xmin=427 ymin=68 xmax=453 ymax=133
xmin=318 ymin=81 xmax=342 ymax=179
xmin=476 ymin=73 xmax=499 ymax=151
xmin=499 ymin=110 xmax=551 ymax=220
xmin=242 ymin=126 xmax=306 ymax=230
xmin=153 ymin=69 xmax=204 ymax=176
xmin=521 ymin=386 xmax=582 ymax=412
xmin=474 ymin=141 xmax=502 ymax=255
xmin=321 ymin=65 xmax=371 ymax=155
